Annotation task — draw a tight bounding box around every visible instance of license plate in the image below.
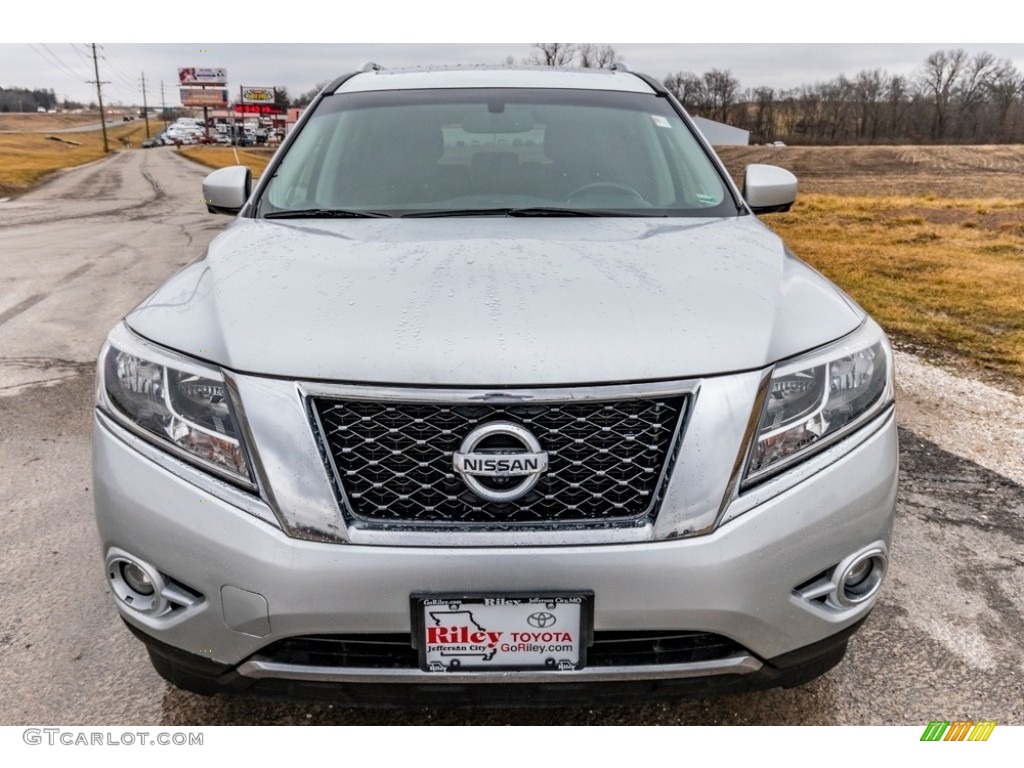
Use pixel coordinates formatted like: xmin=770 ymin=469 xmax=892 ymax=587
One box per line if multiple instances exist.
xmin=412 ymin=593 xmax=592 ymax=672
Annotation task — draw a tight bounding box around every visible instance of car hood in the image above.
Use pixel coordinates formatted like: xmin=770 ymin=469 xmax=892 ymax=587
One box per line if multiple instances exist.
xmin=126 ymin=217 xmax=863 ymax=385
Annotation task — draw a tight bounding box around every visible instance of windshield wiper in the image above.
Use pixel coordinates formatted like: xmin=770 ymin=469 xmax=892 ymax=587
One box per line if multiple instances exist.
xmin=507 ymin=207 xmax=643 ymax=217
xmin=401 ymin=207 xmax=655 ymax=218
xmin=401 ymin=208 xmax=516 ymax=218
xmin=264 ymin=208 xmax=392 ymax=219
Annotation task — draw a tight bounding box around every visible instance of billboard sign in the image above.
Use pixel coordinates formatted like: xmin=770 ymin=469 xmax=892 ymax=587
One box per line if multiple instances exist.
xmin=234 ymin=104 xmax=284 ymax=115
xmin=180 ymin=88 xmax=229 ymax=107
xmin=178 ymin=67 xmax=228 ymax=86
xmin=241 ymin=86 xmax=276 ymax=105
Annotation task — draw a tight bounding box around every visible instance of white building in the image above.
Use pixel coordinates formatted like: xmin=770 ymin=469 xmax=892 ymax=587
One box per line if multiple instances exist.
xmin=691 ymin=116 xmax=749 ymax=146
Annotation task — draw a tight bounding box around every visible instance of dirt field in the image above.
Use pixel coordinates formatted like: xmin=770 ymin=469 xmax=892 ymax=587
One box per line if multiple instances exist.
xmin=716 ymin=145 xmax=1024 ymax=198
xmin=0 ymin=112 xmax=106 ymax=132
xmin=717 ymin=145 xmax=1024 ymax=385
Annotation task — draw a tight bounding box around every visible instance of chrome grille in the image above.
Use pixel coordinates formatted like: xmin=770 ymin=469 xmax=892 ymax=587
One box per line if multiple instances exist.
xmin=311 ymin=395 xmax=688 ymax=529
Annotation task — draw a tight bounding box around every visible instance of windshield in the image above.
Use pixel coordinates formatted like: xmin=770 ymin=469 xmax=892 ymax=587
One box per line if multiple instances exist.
xmin=260 ymin=87 xmax=740 ymax=218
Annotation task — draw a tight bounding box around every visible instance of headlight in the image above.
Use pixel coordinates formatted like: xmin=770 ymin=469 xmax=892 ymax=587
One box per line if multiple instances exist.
xmin=97 ymin=323 xmax=254 ymax=488
xmin=744 ymin=319 xmax=894 ymax=485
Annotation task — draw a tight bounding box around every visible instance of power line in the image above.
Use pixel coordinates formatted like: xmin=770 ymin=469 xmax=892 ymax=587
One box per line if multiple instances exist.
xmin=96 ymin=48 xmax=138 ymax=94
xmin=105 ymin=82 xmax=133 ymax=102
xmin=104 ymin=67 xmax=137 ymax=92
xmin=102 ymin=44 xmax=135 ymax=76
xmin=68 ymin=43 xmax=92 ymax=68
xmin=102 ymin=46 xmax=144 ymax=92
xmin=27 ymin=43 xmax=84 ymax=83
xmin=41 ymin=43 xmax=87 ymax=80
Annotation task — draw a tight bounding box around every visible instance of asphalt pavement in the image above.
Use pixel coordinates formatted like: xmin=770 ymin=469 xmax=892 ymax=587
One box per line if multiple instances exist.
xmin=0 ymin=148 xmax=1021 ymax=725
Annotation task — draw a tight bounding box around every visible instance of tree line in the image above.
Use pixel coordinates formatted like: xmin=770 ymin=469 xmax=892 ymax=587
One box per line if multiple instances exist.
xmin=0 ymin=87 xmax=60 ymax=113
xmin=230 ymin=45 xmax=1024 ymax=145
xmin=533 ymin=45 xmax=1024 ymax=145
xmin=524 ymin=45 xmax=1024 ymax=144
xmin=665 ymin=49 xmax=1024 ymax=144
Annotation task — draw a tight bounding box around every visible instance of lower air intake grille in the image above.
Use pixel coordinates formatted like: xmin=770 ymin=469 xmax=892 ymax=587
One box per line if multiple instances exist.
xmin=253 ymin=631 xmax=745 ymax=670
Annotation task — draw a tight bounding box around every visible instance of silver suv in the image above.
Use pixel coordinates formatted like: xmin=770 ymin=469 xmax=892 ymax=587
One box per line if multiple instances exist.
xmin=93 ymin=65 xmax=897 ymax=706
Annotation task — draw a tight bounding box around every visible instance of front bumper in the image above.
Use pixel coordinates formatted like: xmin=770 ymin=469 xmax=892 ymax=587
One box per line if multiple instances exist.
xmin=93 ymin=406 xmax=897 ymax=700
xmin=127 ymin=615 xmax=867 ymax=707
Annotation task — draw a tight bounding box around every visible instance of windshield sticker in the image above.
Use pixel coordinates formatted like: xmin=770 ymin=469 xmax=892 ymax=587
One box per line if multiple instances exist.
xmin=651 ymin=115 xmax=671 ymax=128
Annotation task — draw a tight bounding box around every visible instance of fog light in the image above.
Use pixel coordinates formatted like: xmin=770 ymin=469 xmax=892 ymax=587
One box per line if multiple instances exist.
xmin=837 ymin=550 xmax=886 ymax=607
xmin=106 ymin=550 xmax=167 ymax=615
xmin=121 ymin=562 xmax=155 ymax=596
xmin=844 ymin=559 xmax=872 ymax=588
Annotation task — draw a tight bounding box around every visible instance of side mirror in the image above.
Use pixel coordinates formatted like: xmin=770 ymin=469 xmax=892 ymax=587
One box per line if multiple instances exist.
xmin=743 ymin=164 xmax=797 ymax=214
xmin=203 ymin=166 xmax=252 ymax=215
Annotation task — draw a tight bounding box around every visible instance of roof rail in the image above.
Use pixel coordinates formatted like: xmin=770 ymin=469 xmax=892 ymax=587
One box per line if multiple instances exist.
xmin=359 ymin=61 xmax=382 ymax=73
xmin=323 ymin=71 xmax=361 ymax=95
xmin=630 ymin=71 xmax=669 ymax=97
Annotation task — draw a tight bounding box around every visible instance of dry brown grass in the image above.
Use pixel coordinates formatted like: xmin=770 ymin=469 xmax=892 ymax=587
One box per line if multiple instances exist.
xmin=176 ymin=146 xmax=273 ymax=179
xmin=0 ymin=112 xmax=104 ymax=132
xmin=766 ymin=194 xmax=1024 ymax=379
xmin=0 ymin=122 xmax=151 ymax=196
xmin=715 ymin=147 xmax=1024 ymax=382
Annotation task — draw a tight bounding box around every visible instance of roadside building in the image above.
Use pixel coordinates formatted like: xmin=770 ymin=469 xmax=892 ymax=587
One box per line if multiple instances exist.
xmin=691 ymin=116 xmax=749 ymax=146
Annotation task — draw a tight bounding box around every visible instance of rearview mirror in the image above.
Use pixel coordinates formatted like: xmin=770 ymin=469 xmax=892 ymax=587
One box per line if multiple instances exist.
xmin=461 ymin=109 xmax=535 ymax=134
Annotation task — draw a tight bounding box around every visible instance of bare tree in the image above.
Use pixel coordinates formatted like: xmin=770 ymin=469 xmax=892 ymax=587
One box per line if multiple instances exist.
xmin=821 ymin=75 xmax=855 ymax=143
xmin=663 ymin=71 xmax=705 ymax=111
xmin=702 ymin=69 xmax=740 ymax=123
xmin=987 ymin=60 xmax=1024 ymax=140
xmin=751 ymin=87 xmax=776 ymax=142
xmin=918 ymin=48 xmax=968 ymax=140
xmin=793 ymin=83 xmax=822 ymax=141
xmin=579 ymin=44 xmax=621 ymax=69
xmin=956 ymin=52 xmax=1000 ymax=139
xmin=852 ymin=69 xmax=885 ymax=142
xmin=291 ymin=80 xmax=331 ymax=107
xmin=883 ymin=75 xmax=908 ymax=141
xmin=529 ymin=43 xmax=576 ymax=67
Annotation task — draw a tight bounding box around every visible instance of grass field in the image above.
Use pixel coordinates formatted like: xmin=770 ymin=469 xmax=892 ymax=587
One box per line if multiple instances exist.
xmin=717 ymin=146 xmax=1024 ymax=382
xmin=176 ymin=146 xmax=274 ymax=178
xmin=0 ymin=121 xmax=151 ymax=196
xmin=0 ymin=112 xmax=106 ymax=132
xmin=769 ymin=194 xmax=1023 ymax=379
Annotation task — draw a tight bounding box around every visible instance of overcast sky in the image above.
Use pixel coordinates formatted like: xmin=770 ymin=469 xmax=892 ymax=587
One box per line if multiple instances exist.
xmin=3 ymin=4 xmax=1022 ymax=107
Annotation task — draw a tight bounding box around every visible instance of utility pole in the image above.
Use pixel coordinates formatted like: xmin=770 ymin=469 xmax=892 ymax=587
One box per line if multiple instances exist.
xmin=160 ymin=80 xmax=168 ymax=130
xmin=89 ymin=43 xmax=110 ymax=153
xmin=140 ymin=73 xmax=151 ymax=138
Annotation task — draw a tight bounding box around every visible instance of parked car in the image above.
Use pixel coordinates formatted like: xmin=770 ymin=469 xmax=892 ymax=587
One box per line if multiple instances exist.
xmin=141 ymin=137 xmax=163 ymax=148
xmin=93 ymin=65 xmax=897 ymax=706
